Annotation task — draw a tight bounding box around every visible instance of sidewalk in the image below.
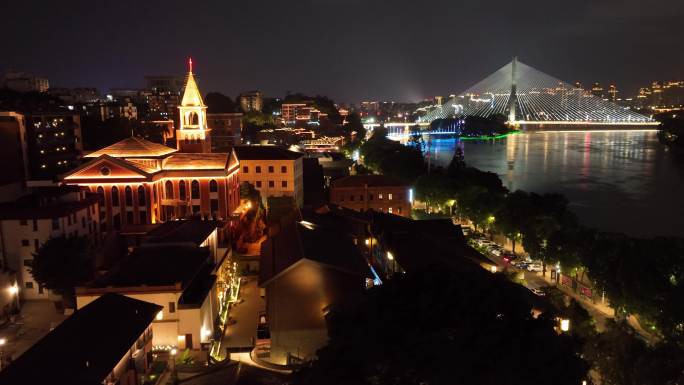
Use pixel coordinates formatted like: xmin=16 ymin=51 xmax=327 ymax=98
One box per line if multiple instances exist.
xmin=223 ymin=276 xmax=265 ymax=350
xmin=0 ymin=300 xmax=68 ymax=362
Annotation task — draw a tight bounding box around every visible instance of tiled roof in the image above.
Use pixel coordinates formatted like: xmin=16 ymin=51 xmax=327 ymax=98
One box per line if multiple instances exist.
xmin=84 ymin=137 xmax=177 ymax=158
xmin=181 ymin=71 xmax=205 ymax=107
xmin=0 ymin=294 xmax=161 ymax=385
xmin=162 ymin=153 xmax=229 ymax=170
xmin=234 ymin=145 xmax=303 ymax=161
xmin=331 ymin=174 xmax=407 ymax=188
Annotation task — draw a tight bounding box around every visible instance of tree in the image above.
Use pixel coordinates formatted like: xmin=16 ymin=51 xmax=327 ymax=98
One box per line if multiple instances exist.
xmin=205 ymin=92 xmax=239 ymax=113
xmin=342 ymin=111 xmax=365 ymax=141
xmin=30 ymin=236 xmax=95 ymax=301
xmin=295 ymin=266 xmax=588 ymax=385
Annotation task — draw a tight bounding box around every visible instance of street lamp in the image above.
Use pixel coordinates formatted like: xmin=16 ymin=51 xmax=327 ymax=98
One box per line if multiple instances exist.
xmin=0 ymin=337 xmax=6 ymax=370
xmin=560 ymin=318 xmax=570 ymax=332
xmin=170 ymin=348 xmax=178 ymax=381
xmin=7 ymin=285 xmax=18 ymax=296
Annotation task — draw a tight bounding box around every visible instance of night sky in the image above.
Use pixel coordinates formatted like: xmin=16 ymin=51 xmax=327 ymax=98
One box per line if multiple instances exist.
xmin=1 ymin=0 xmax=682 ymax=103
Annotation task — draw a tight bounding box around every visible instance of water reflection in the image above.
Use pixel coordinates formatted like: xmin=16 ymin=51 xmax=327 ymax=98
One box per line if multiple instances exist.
xmin=422 ymin=131 xmax=684 ymax=238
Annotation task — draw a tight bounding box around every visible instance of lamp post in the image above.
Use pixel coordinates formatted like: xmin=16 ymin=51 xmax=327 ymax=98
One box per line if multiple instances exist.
xmin=0 ymin=337 xmax=6 ymax=370
xmin=170 ymin=348 xmax=177 ymax=382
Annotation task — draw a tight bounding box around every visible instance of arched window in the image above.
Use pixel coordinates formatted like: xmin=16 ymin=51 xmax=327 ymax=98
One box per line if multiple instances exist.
xmin=96 ymin=186 xmax=105 ymax=206
xmin=179 ymin=180 xmax=186 ymax=200
xmin=125 ymin=186 xmax=133 ymax=206
xmin=165 ymin=180 xmax=174 ymax=199
xmin=191 ymin=180 xmax=200 ymax=199
xmin=111 ymin=186 xmax=119 ymax=207
xmin=137 ymin=186 xmax=146 ymax=206
xmin=209 ymin=179 xmax=218 ymax=193
xmin=189 ymin=112 xmax=198 ymax=126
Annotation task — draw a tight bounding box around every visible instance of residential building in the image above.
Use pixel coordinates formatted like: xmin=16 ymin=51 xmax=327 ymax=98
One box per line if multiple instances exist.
xmin=76 ymin=220 xmax=235 ymax=359
xmin=239 ymin=90 xmax=263 ymax=112
xmin=0 ymin=293 xmax=161 ymax=385
xmin=0 ymin=111 xmax=83 ymax=182
xmin=234 ymin=145 xmax=304 ymax=207
xmin=207 ymin=112 xmax=243 ymax=151
xmin=330 ymin=174 xmax=412 ymax=217
xmin=0 ymin=186 xmax=100 ymax=299
xmin=62 ymin=62 xmax=241 ymax=230
xmin=3 ymin=71 xmax=49 ymax=93
xmin=259 ymin=213 xmax=371 ymax=364
xmin=0 ymin=112 xmax=29 ymax=201
xmin=48 ymin=87 xmax=101 ymax=104
xmin=280 ymin=103 xmax=327 ymax=126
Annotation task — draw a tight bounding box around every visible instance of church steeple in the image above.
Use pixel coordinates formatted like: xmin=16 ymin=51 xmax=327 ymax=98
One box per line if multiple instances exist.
xmin=177 ymin=58 xmax=211 ymax=153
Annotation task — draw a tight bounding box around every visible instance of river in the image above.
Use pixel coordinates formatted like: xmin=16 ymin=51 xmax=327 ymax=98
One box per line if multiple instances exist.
xmin=422 ymin=130 xmax=684 ymax=238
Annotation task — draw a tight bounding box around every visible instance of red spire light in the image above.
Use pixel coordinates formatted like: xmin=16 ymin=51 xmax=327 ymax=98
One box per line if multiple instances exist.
xmin=189 ymin=57 xmax=193 ymax=73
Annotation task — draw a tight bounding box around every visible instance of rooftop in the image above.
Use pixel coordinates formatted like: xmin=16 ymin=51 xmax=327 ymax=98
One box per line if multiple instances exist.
xmin=260 ymin=217 xmax=372 ymax=285
xmin=0 ymin=294 xmax=161 ymax=385
xmin=88 ymin=244 xmax=210 ymax=289
xmin=84 ymin=137 xmax=177 ymax=159
xmin=234 ymin=145 xmax=303 ymax=161
xmin=0 ymin=188 xmax=99 ymax=220
xmin=144 ymin=219 xmax=219 ymax=246
xmin=331 ymin=174 xmax=407 ymax=188
xmin=162 ymin=153 xmax=231 ymax=170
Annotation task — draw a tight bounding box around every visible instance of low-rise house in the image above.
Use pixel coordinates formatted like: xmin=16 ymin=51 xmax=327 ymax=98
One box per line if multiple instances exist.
xmin=234 ymin=145 xmax=304 ymax=207
xmin=259 ymin=213 xmax=371 ymax=365
xmin=0 ymin=186 xmax=100 ymax=299
xmin=0 ymin=293 xmax=161 ymax=385
xmin=330 ymin=174 xmax=412 ymax=217
xmin=75 ymin=220 xmax=234 ymax=359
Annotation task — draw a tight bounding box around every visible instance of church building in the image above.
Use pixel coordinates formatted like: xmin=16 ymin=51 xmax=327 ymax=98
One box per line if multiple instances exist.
xmin=62 ymin=60 xmax=240 ymax=230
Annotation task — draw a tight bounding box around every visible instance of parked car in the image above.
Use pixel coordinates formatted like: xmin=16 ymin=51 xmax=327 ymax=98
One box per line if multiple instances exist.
xmin=530 ymin=288 xmax=546 ymax=296
xmin=501 ymin=252 xmax=517 ymax=262
xmin=527 ymin=263 xmax=543 ymax=272
xmin=490 ymin=248 xmax=503 ymax=257
xmin=513 ymin=261 xmax=529 ymax=269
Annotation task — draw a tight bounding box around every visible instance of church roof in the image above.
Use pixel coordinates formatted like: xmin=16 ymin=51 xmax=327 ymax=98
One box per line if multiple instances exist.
xmin=162 ymin=153 xmax=230 ymax=170
xmin=181 ymin=71 xmax=205 ymax=107
xmin=85 ymin=137 xmax=177 ymax=159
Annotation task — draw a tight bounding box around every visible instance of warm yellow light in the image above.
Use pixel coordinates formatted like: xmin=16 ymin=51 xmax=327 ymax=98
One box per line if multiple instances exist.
xmin=560 ymin=319 xmax=570 ymax=332
xmin=387 ymin=251 xmax=394 ymax=260
xmin=8 ymin=285 xmax=18 ymax=295
xmin=156 ymin=311 xmax=163 ymax=321
xmin=0 ymin=338 xmax=6 ymax=345
xmin=490 ymin=265 xmax=498 ymax=273
xmin=170 ymin=348 xmax=177 ymax=356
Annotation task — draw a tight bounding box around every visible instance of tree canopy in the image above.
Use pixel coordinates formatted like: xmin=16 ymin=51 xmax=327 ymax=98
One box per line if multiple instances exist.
xmin=295 ymin=266 xmax=588 ymax=385
xmin=30 ymin=235 xmax=95 ymax=297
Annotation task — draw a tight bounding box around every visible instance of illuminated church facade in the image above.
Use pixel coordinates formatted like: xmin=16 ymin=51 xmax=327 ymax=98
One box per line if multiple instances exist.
xmin=63 ymin=61 xmax=240 ymax=230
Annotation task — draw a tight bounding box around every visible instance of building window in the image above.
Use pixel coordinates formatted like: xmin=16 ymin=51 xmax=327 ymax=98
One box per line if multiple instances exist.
xmin=209 ymin=179 xmax=218 ymax=193
xmin=397 ymin=207 xmax=402 ymax=214
xmin=268 ymin=166 xmax=274 ymax=173
xmin=243 ymin=166 xmax=248 ymax=173
xmin=388 ymin=193 xmax=393 ymax=200
xmin=25 ymin=282 xmax=34 ymax=289
xmin=126 ymin=211 xmax=134 ymax=224
xmin=51 ymin=218 xmax=59 ymax=230
xmin=268 ymin=180 xmax=274 ymax=188
xmin=34 ymin=239 xmax=39 ymax=251
xmin=256 ymin=181 xmax=262 ymax=188
xmin=378 ymin=193 xmax=383 ymax=200
xmin=138 ymin=186 xmax=146 ymax=206
xmin=96 ymin=186 xmax=105 ymax=207
xmin=20 ymin=219 xmax=27 ymax=226
xmin=179 ymin=181 xmax=186 ymax=200
xmin=191 ymin=180 xmax=200 ymax=199
xmin=281 ymin=181 xmax=287 ymax=188
xmin=139 ymin=211 xmax=147 ymax=224
xmin=125 ymin=186 xmax=133 ymax=206
xmin=32 ymin=219 xmax=38 ymax=231
xmin=192 ymin=205 xmax=200 ymax=214
xmin=210 ymin=199 xmax=219 ymax=214
xmin=23 ymin=259 xmax=33 ymax=267
xmin=163 ymin=181 xmax=174 ymax=199
xmin=113 ymin=214 xmax=121 ymax=230
xmin=111 ymin=186 xmax=119 ymax=207
xmin=169 ymin=302 xmax=176 ymax=313
xmin=256 ymin=166 xmax=261 ymax=173
xmin=21 ymin=239 xmax=29 ymax=247
xmin=281 ymin=166 xmax=287 ymax=173
xmin=388 ymin=207 xmax=393 ymax=214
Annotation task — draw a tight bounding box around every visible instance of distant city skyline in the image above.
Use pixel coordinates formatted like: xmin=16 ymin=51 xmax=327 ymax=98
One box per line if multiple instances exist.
xmin=1 ymin=0 xmax=683 ymax=103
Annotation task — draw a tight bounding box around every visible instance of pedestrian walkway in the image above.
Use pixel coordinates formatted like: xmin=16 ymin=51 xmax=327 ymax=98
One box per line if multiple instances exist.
xmin=223 ymin=276 xmax=265 ymax=350
xmin=0 ymin=300 xmax=67 ymax=362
